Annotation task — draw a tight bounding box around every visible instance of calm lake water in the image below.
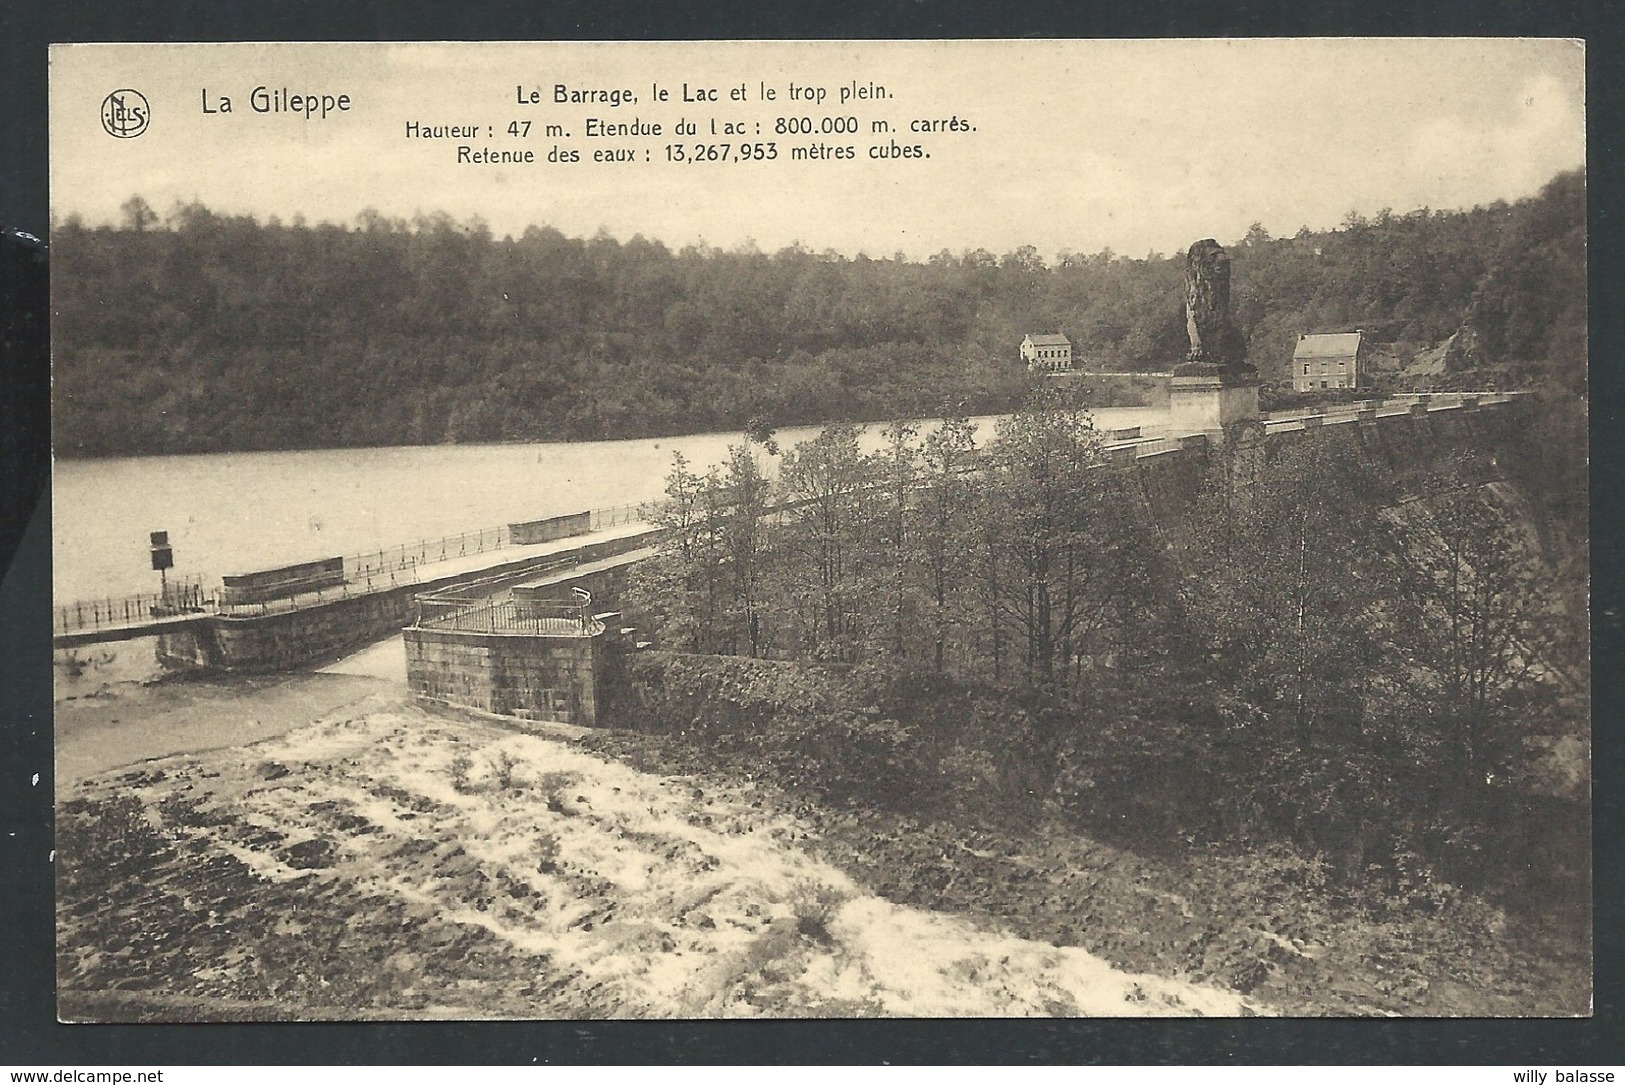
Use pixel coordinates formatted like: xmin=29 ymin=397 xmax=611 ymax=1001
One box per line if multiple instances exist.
xmin=53 ymin=407 xmax=1169 ymax=602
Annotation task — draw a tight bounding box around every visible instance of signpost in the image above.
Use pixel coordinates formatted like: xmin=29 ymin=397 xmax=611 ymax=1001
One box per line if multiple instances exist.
xmin=150 ymin=530 xmax=173 ymax=605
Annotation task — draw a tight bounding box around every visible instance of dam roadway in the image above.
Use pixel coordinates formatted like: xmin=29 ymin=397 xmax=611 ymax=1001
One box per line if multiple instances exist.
xmin=55 ymin=518 xmax=659 ymax=671
xmin=53 ymin=391 xmax=1521 ymax=669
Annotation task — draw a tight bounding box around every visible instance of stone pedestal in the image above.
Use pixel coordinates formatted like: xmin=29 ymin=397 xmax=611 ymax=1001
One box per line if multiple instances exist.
xmin=1168 ymin=369 xmax=1261 ymax=433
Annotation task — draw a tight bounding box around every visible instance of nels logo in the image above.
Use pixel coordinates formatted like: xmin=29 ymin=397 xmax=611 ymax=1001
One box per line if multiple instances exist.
xmin=100 ymin=89 xmax=150 ymax=138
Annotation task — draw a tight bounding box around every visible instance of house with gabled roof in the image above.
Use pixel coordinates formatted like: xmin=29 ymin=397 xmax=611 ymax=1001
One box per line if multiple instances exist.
xmin=1292 ymin=331 xmax=1363 ymax=392
xmin=1021 ymin=333 xmax=1073 ymax=373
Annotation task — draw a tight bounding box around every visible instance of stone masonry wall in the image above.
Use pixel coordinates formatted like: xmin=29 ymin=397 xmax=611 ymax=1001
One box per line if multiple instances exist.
xmin=509 ymin=511 xmax=593 ymax=545
xmin=404 ymin=626 xmax=604 ymax=725
xmin=160 ymin=533 xmax=653 ymax=673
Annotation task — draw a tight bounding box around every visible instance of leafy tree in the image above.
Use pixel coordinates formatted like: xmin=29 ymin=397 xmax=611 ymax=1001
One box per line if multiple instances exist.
xmin=978 ymin=384 xmax=1107 ymax=686
xmin=629 ymin=452 xmax=722 ymax=653
xmin=119 ymin=195 xmax=158 ymax=232
xmin=776 ymin=424 xmax=875 ymax=660
xmin=721 ymin=444 xmax=772 ymax=658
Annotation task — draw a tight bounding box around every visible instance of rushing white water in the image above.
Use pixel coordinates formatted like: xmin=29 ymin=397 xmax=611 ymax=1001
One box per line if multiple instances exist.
xmin=52 ymin=407 xmax=1169 ymax=601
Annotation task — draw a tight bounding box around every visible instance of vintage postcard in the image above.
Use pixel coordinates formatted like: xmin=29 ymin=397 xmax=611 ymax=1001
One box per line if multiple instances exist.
xmin=48 ymin=40 xmax=1588 ymax=1020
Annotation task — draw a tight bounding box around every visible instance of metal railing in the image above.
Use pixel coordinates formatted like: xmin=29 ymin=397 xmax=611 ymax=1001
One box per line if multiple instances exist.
xmin=345 ymin=501 xmax=651 ymax=581
xmin=54 ymin=577 xmax=213 ymax=637
xmin=346 ymin=524 xmax=511 ymax=579
xmin=409 ymin=555 xmax=583 ymax=617
xmin=417 ymin=597 xmax=600 ymax=636
xmin=590 ymin=502 xmax=649 ymax=532
xmin=56 ymin=502 xmax=653 ymax=638
xmin=213 ymin=575 xmax=380 ymax=617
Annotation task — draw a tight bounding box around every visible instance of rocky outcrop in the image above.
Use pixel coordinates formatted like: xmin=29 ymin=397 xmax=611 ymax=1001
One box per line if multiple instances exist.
xmin=1406 ymin=323 xmax=1484 ymax=379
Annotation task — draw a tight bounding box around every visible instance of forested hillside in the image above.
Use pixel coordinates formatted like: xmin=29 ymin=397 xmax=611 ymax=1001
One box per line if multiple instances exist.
xmin=52 ymin=170 xmax=1583 ymax=457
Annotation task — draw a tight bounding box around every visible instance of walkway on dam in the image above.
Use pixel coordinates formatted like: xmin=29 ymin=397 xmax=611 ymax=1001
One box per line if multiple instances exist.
xmin=53 ymin=519 xmax=659 ymax=649
xmin=54 ymin=390 xmax=1516 ymax=651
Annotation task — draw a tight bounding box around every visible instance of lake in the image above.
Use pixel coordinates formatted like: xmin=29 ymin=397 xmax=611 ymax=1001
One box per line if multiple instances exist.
xmin=53 ymin=407 xmax=1170 ymax=602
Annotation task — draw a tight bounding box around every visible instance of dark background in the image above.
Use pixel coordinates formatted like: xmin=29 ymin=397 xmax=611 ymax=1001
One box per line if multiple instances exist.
xmin=2 ymin=0 xmax=1619 ymax=1065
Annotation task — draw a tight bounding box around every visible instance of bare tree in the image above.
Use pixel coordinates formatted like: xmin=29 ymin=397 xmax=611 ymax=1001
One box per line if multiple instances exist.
xmin=919 ymin=412 xmax=979 ymax=672
xmin=876 ymin=420 xmax=920 ymax=659
xmin=1399 ymin=483 xmax=1563 ymax=792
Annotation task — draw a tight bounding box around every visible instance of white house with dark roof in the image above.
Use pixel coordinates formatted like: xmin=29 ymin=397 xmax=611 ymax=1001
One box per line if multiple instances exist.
xmin=1021 ymin=333 xmax=1073 ymax=372
xmin=1292 ymin=331 xmax=1363 ymax=392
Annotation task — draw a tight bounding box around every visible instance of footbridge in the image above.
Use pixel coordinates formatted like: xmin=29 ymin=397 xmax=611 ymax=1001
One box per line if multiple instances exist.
xmin=54 ymin=503 xmax=658 ymax=670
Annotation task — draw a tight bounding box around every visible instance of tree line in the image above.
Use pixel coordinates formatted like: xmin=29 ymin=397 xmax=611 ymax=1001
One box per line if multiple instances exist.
xmin=51 ymin=170 xmax=1583 ymax=457
xmin=624 ymin=387 xmax=1588 ymax=901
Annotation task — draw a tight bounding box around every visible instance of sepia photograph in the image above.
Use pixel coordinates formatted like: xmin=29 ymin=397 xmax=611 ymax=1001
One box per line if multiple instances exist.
xmin=46 ymin=39 xmax=1589 ymax=1022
